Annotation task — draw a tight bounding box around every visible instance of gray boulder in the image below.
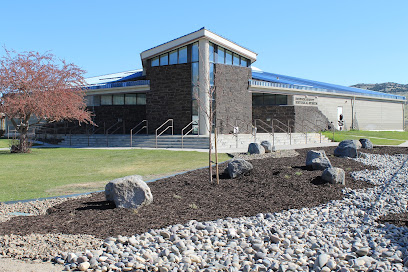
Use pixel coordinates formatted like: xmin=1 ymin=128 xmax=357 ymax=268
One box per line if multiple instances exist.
xmin=260 ymin=141 xmax=273 ymax=153
xmin=359 ymin=138 xmax=373 ymax=149
xmin=227 ymin=159 xmax=253 ymax=179
xmin=105 ymin=175 xmax=153 ymax=209
xmin=248 ymin=143 xmax=265 ymax=155
xmin=334 ymin=140 xmax=360 ymax=158
xmin=306 ymin=150 xmax=332 ymax=170
xmin=322 ymin=167 xmax=345 ymax=185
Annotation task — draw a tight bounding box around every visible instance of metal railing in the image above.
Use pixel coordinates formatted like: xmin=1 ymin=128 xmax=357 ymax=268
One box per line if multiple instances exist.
xmin=106 ymin=120 xmax=123 ymax=146
xmin=86 ymin=80 xmax=150 ymax=90
xmin=181 ymin=121 xmax=199 ymax=149
xmin=130 ymin=120 xmax=148 ymax=147
xmin=155 ymin=119 xmax=173 ymax=148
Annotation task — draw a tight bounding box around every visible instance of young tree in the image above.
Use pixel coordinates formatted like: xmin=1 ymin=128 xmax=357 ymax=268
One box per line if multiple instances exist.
xmin=0 ymin=49 xmax=92 ymax=152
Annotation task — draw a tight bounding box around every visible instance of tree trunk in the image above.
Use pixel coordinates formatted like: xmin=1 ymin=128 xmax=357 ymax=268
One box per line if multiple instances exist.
xmin=208 ymin=132 xmax=213 ymax=183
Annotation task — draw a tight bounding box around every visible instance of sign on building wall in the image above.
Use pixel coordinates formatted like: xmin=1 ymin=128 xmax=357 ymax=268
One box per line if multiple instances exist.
xmin=294 ymin=96 xmax=318 ymax=106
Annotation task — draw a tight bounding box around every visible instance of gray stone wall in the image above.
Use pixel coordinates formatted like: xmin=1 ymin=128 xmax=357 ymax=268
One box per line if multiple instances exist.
xmin=252 ymin=105 xmax=330 ymax=133
xmin=146 ymin=63 xmax=192 ymax=134
xmin=214 ymin=64 xmax=252 ymax=134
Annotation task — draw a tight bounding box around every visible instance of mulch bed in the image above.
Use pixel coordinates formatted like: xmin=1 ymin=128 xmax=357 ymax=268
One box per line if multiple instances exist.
xmin=0 ymin=146 xmax=406 ymax=239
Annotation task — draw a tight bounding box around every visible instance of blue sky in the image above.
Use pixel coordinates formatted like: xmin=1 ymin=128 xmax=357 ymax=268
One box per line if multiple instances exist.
xmin=1 ymin=0 xmax=407 ymax=86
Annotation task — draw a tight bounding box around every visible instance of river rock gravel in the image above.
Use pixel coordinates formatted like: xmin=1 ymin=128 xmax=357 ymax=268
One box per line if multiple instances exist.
xmin=51 ymin=151 xmax=408 ymax=271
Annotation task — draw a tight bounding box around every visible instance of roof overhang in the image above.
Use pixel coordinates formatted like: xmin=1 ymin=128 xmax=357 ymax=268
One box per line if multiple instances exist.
xmin=249 ymin=84 xmax=407 ymax=104
xmin=140 ymin=28 xmax=257 ymax=63
xmin=85 ymin=85 xmax=150 ymax=96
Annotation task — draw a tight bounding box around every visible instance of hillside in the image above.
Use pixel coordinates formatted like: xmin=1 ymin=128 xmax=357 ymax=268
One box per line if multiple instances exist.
xmin=352 ymin=82 xmax=408 ymax=96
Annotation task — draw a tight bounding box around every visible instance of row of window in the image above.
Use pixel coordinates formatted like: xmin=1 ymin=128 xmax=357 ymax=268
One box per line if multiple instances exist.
xmin=100 ymin=93 xmax=146 ymax=106
xmin=252 ymin=93 xmax=288 ymax=106
xmin=209 ymin=42 xmax=248 ymax=67
xmin=150 ymin=42 xmax=249 ymax=68
xmin=151 ymin=42 xmax=200 ymax=67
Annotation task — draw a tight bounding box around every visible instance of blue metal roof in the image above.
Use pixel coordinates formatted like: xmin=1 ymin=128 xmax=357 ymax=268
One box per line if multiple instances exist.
xmin=252 ymin=71 xmax=406 ymax=101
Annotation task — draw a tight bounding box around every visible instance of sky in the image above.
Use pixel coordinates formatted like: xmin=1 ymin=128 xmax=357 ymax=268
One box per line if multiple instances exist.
xmin=1 ymin=0 xmax=407 ymax=86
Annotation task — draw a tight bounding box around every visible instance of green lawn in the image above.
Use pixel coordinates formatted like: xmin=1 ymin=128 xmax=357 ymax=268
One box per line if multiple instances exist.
xmin=0 ymin=139 xmax=11 ymax=148
xmin=322 ymin=130 xmax=408 ymax=145
xmin=0 ymin=148 xmax=230 ymax=202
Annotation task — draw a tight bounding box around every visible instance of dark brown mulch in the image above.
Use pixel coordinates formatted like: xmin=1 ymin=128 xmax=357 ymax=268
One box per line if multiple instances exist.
xmin=0 ymin=146 xmax=405 ymax=239
xmin=378 ymin=213 xmax=408 ymax=228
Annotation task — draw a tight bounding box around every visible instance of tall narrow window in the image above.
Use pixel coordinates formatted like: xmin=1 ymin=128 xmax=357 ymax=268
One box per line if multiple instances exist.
xmin=209 ymin=43 xmax=214 ymax=63
xmin=160 ymin=53 xmax=168 ymax=65
xmin=217 ymin=47 xmax=225 ymax=64
xmin=169 ymin=50 xmax=178 ymax=65
xmin=240 ymin=57 xmax=247 ymax=67
xmin=192 ymin=62 xmax=199 ymax=87
xmin=233 ymin=53 xmax=239 ymax=66
xmin=225 ymin=50 xmax=232 ymax=65
xmin=191 ymin=42 xmax=199 ymax=62
xmin=179 ymin=46 xmax=187 ymax=63
xmin=151 ymin=56 xmax=159 ymax=67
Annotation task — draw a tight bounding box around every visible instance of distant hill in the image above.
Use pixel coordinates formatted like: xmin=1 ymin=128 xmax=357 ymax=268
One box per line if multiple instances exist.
xmin=351 ymin=82 xmax=408 ymax=96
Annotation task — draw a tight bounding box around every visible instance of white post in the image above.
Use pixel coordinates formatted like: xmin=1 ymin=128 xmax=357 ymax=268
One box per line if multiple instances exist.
xmin=198 ymin=39 xmax=210 ymax=136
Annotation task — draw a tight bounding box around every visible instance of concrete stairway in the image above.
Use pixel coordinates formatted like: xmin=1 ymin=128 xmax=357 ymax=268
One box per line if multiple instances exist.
xmin=59 ymin=132 xmax=331 ymax=149
xmin=60 ymin=134 xmax=210 ymax=149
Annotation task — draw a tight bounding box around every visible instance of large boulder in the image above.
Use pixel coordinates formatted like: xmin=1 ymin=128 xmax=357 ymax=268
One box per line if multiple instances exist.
xmin=306 ymin=150 xmax=332 ymax=170
xmin=248 ymin=143 xmax=265 ymax=155
xmin=260 ymin=141 xmax=273 ymax=153
xmin=334 ymin=140 xmax=360 ymax=158
xmin=227 ymin=159 xmax=253 ymax=179
xmin=105 ymin=175 xmax=153 ymax=209
xmin=359 ymin=138 xmax=373 ymax=149
xmin=321 ymin=167 xmax=345 ymax=185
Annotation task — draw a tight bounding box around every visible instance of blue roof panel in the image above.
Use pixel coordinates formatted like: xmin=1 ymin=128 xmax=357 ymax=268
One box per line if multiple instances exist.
xmin=252 ymin=71 xmax=406 ymax=101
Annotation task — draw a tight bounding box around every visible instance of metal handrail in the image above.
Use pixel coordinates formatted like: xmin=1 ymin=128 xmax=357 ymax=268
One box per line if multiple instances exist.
xmin=235 ymin=118 xmax=257 ymax=137
xmin=254 ymin=119 xmax=273 ymax=136
xmin=155 ymin=119 xmax=173 ymax=148
xmin=106 ymin=120 xmax=123 ymax=146
xmin=181 ymin=120 xmax=199 ymax=149
xmin=130 ymin=120 xmax=148 ymax=147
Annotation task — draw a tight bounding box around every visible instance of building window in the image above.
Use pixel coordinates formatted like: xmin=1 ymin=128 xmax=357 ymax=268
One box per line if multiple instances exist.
xmin=125 ymin=94 xmax=137 ymax=105
xmin=225 ymin=50 xmax=232 ymax=65
xmin=240 ymin=57 xmax=247 ymax=67
xmin=191 ymin=42 xmax=199 ymax=62
xmin=101 ymin=95 xmax=112 ymax=105
xmin=252 ymin=93 xmax=288 ymax=106
xmin=169 ymin=50 xmax=178 ymax=65
xmin=160 ymin=53 xmax=168 ymax=66
xmin=217 ymin=47 xmax=225 ymax=64
xmin=209 ymin=43 xmax=214 ymax=63
xmin=151 ymin=56 xmax=159 ymax=67
xmin=179 ymin=46 xmax=188 ymax=63
xmin=233 ymin=53 xmax=239 ymax=66
xmin=137 ymin=94 xmax=146 ymax=105
xmin=100 ymin=93 xmax=146 ymax=106
xmin=113 ymin=94 xmax=125 ymax=105
xmin=192 ymin=62 xmax=199 ymax=87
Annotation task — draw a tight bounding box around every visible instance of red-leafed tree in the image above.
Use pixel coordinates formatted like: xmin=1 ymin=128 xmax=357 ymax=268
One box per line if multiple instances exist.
xmin=0 ymin=49 xmax=92 ymax=153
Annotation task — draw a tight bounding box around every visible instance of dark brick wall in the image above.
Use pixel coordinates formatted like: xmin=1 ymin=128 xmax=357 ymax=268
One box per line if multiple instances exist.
xmin=146 ymin=63 xmax=192 ymax=134
xmin=214 ymin=64 xmax=252 ymax=134
xmin=252 ymin=105 xmax=330 ymax=132
xmin=91 ymin=105 xmax=147 ymax=134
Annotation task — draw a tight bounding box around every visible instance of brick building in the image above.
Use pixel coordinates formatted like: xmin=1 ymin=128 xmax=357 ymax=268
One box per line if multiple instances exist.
xmin=84 ymin=28 xmax=406 ymax=136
